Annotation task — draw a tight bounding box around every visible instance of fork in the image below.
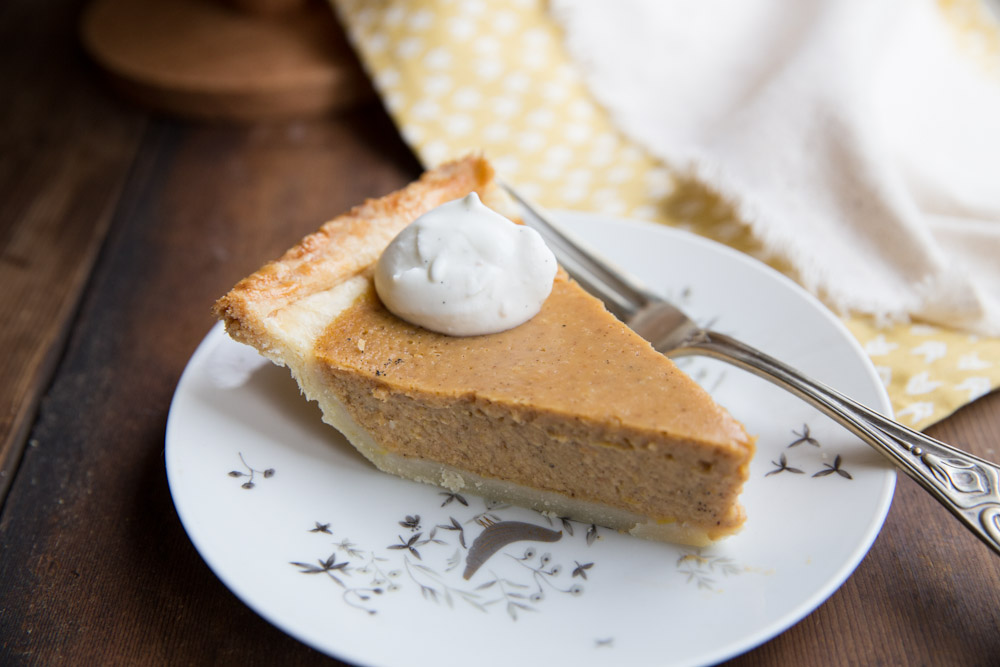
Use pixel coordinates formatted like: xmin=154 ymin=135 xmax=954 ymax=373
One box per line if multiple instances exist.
xmin=501 ymin=182 xmax=1000 ymax=556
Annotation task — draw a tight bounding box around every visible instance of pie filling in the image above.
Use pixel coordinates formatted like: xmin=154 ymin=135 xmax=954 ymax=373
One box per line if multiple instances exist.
xmin=314 ymin=277 xmax=753 ymax=537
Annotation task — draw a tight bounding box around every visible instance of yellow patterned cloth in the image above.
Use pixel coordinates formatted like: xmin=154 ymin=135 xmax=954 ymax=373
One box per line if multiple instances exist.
xmin=330 ymin=0 xmax=999 ymax=430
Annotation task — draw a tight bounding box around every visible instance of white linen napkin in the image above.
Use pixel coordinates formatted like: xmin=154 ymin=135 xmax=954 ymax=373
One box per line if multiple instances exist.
xmin=550 ymin=0 xmax=1000 ymax=335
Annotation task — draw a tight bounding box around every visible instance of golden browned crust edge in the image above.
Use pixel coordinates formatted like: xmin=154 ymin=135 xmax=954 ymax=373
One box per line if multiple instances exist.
xmin=213 ymin=155 xmax=496 ymax=350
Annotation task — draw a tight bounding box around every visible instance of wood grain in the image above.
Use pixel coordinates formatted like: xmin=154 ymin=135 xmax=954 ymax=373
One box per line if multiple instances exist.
xmin=0 ymin=0 xmax=146 ymax=503
xmin=80 ymin=0 xmax=374 ymax=121
xmin=0 ymin=105 xmax=421 ymax=665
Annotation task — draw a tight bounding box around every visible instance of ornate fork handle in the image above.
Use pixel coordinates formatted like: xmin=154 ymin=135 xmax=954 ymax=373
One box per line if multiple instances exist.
xmin=678 ymin=329 xmax=1000 ymax=556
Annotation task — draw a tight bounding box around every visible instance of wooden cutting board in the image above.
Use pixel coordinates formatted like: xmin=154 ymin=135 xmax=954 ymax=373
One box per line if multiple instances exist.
xmin=80 ymin=0 xmax=374 ymax=120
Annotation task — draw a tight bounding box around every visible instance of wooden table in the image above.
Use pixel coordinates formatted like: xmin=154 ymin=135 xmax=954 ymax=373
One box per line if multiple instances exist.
xmin=2 ymin=1 xmax=998 ymax=664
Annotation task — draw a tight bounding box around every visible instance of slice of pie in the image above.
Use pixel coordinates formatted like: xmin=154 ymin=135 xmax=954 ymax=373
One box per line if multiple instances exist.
xmin=214 ymin=155 xmax=755 ymax=546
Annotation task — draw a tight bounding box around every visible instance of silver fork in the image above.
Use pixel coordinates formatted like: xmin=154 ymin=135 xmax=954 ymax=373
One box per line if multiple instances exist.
xmin=501 ymin=182 xmax=1000 ymax=556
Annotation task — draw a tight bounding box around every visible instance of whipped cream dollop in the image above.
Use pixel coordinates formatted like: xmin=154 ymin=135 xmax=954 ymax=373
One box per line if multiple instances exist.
xmin=374 ymin=193 xmax=557 ymax=336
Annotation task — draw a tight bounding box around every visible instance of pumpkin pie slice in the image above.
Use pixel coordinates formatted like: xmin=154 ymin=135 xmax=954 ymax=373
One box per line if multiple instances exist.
xmin=214 ymin=156 xmax=755 ymax=546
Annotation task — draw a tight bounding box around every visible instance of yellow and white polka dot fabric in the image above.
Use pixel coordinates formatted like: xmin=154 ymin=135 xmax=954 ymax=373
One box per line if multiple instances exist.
xmin=331 ymin=0 xmax=1000 ymax=430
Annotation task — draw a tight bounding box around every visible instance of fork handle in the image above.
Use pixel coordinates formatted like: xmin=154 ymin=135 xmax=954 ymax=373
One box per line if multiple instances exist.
xmin=677 ymin=330 xmax=1000 ymax=557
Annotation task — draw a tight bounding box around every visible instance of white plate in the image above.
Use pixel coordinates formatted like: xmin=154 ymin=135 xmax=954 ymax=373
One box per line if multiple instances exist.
xmin=166 ymin=214 xmax=895 ymax=667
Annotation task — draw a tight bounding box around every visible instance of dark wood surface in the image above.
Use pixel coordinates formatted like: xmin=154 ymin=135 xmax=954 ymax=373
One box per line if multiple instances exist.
xmin=1 ymin=1 xmax=998 ymax=664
